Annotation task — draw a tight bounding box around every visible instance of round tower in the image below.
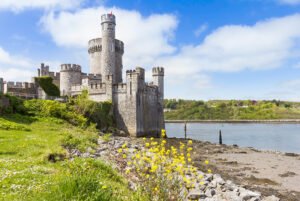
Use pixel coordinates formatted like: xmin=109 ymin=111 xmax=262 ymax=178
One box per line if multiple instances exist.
xmin=88 ymin=38 xmax=102 ymax=75
xmin=101 ymin=13 xmax=116 ymax=83
xmin=152 ymin=67 xmax=164 ymax=102
xmin=60 ymin=64 xmax=82 ymax=96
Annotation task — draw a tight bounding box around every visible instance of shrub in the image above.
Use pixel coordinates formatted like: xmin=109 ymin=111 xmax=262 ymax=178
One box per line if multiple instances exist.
xmin=35 ymin=76 xmax=60 ymax=96
xmin=0 ymin=118 xmax=31 ymax=131
xmin=69 ymin=90 xmax=114 ymax=129
xmin=4 ymin=94 xmax=27 ymax=114
xmin=24 ymin=99 xmax=88 ymax=128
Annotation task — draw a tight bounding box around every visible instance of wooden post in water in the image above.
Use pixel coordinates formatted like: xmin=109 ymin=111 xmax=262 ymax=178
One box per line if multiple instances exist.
xmin=184 ymin=122 xmax=187 ymax=139
xmin=219 ymin=130 xmax=222 ymax=145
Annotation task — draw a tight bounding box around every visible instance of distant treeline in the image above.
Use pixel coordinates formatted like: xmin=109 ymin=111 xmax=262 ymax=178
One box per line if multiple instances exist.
xmin=164 ymin=99 xmax=300 ymax=120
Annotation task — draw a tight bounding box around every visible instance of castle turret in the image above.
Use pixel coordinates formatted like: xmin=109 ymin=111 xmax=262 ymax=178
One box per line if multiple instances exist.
xmin=100 ymin=13 xmax=116 ymax=83
xmin=0 ymin=78 xmax=3 ymax=93
xmin=152 ymin=67 xmax=164 ymax=103
xmin=152 ymin=67 xmax=165 ymax=133
xmin=60 ymin=64 xmax=82 ymax=96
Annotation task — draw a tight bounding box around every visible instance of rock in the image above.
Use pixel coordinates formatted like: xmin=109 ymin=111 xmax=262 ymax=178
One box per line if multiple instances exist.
xmin=262 ymin=195 xmax=280 ymax=201
xmin=249 ymin=197 xmax=261 ymax=201
xmin=221 ymin=183 xmax=234 ymax=191
xmin=187 ymin=189 xmax=206 ymax=200
xmin=199 ymin=181 xmax=209 ymax=191
xmin=204 ymin=174 xmax=213 ymax=182
xmin=205 ymin=189 xmax=216 ymax=197
xmin=215 ymin=177 xmax=225 ymax=185
xmin=208 ymin=180 xmax=217 ymax=188
xmin=239 ymin=190 xmax=261 ymax=200
xmin=223 ymin=191 xmax=243 ymax=201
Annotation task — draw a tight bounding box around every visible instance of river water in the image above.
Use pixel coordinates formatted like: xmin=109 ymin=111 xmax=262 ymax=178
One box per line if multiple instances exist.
xmin=165 ymin=123 xmax=300 ymax=153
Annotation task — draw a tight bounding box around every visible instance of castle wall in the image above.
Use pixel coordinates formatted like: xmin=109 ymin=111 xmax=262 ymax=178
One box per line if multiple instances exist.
xmin=136 ymin=85 xmax=161 ymax=137
xmin=3 ymin=81 xmax=37 ymax=99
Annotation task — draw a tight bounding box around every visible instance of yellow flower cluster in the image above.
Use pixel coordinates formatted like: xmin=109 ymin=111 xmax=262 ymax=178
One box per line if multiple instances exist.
xmin=120 ymin=129 xmax=212 ymax=200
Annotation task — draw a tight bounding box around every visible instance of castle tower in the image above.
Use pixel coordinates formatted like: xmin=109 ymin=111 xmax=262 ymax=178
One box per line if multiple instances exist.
xmin=152 ymin=67 xmax=164 ymax=103
xmin=88 ymin=13 xmax=123 ymax=84
xmin=60 ymin=64 xmax=82 ymax=96
xmin=100 ymin=13 xmax=116 ymax=82
xmin=0 ymin=78 xmax=3 ymax=93
xmin=152 ymin=67 xmax=165 ymax=133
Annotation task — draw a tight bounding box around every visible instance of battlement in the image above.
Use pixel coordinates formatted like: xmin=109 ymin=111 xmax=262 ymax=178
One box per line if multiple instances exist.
xmin=152 ymin=67 xmax=164 ymax=76
xmin=87 ymin=74 xmax=101 ymax=79
xmin=101 ymin=14 xmax=116 ymax=25
xmin=60 ymin=64 xmax=82 ymax=72
xmin=5 ymin=81 xmax=35 ymax=89
xmin=113 ymin=83 xmax=127 ymax=93
xmin=88 ymin=38 xmax=102 ymax=54
xmin=115 ymin=39 xmax=124 ymax=54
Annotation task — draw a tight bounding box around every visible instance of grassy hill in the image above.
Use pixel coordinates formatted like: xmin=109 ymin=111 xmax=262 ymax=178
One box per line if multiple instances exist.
xmin=164 ymin=99 xmax=300 ymax=120
xmin=0 ymin=94 xmax=145 ymax=201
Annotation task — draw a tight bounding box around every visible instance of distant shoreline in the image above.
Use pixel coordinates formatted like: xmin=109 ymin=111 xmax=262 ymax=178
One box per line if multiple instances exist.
xmin=165 ymin=119 xmax=300 ymax=124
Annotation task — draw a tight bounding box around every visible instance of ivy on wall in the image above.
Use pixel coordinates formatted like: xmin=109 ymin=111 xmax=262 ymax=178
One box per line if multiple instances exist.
xmin=35 ymin=76 xmax=60 ymax=97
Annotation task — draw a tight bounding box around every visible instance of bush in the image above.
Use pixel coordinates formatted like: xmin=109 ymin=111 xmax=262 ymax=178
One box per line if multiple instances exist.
xmin=69 ymin=90 xmax=114 ymax=129
xmin=0 ymin=118 xmax=31 ymax=131
xmin=24 ymin=99 xmax=88 ymax=128
xmin=35 ymin=76 xmax=60 ymax=96
xmin=4 ymin=94 xmax=27 ymax=114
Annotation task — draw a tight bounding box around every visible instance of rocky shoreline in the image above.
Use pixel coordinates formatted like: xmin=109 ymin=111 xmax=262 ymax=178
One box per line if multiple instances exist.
xmin=66 ymin=133 xmax=300 ymax=201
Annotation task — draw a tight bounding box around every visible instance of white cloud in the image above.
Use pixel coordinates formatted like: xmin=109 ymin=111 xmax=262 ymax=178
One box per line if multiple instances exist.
xmin=277 ymin=0 xmax=300 ymax=5
xmin=158 ymin=14 xmax=300 ymax=78
xmin=194 ymin=24 xmax=208 ymax=37
xmin=0 ymin=0 xmax=84 ymax=12
xmin=0 ymin=47 xmax=32 ymax=68
xmin=0 ymin=47 xmax=35 ymax=81
xmin=40 ymin=7 xmax=178 ymax=69
xmin=281 ymin=79 xmax=300 ymax=87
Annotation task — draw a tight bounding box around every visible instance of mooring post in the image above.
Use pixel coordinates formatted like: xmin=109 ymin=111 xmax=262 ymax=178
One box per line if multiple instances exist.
xmin=219 ymin=130 xmax=222 ymax=145
xmin=184 ymin=122 xmax=187 ymax=139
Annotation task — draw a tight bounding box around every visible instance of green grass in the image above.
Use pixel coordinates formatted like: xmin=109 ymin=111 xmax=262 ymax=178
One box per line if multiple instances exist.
xmin=0 ymin=114 xmax=146 ymax=201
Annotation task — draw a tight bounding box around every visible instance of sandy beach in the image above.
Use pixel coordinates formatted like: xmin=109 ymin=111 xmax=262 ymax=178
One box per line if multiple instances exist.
xmin=165 ymin=138 xmax=300 ymax=200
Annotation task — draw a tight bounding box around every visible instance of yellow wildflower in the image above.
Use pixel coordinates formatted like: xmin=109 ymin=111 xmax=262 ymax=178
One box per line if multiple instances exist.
xmin=102 ymin=185 xmax=107 ymax=189
xmin=188 ymin=140 xmax=192 ymax=144
xmin=205 ymin=160 xmax=209 ymax=164
xmin=208 ymin=169 xmax=212 ymax=173
xmin=123 ymin=154 xmax=126 ymax=159
xmin=118 ymin=149 xmax=122 ymax=153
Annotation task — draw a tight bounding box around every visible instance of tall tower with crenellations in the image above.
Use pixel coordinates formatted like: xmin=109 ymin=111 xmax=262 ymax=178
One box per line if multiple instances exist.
xmin=88 ymin=13 xmax=124 ymax=84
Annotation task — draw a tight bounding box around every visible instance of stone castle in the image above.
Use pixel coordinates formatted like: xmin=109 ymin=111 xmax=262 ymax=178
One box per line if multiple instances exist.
xmin=0 ymin=13 xmax=165 ymax=137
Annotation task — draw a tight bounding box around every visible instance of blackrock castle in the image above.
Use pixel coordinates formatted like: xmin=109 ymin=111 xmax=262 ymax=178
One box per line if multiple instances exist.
xmin=0 ymin=13 xmax=165 ymax=137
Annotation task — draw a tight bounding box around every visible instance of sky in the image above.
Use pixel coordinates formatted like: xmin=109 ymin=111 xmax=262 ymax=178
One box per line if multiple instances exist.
xmin=1 ymin=0 xmax=300 ymax=101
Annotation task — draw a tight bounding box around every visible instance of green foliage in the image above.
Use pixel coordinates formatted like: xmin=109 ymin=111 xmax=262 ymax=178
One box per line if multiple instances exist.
xmin=60 ymin=127 xmax=98 ymax=152
xmin=4 ymin=94 xmax=27 ymax=114
xmin=0 ymin=117 xmax=31 ymax=131
xmin=164 ymin=99 xmax=300 ymax=120
xmin=35 ymin=76 xmax=60 ymax=96
xmin=69 ymin=90 xmax=114 ymax=129
xmin=24 ymin=99 xmax=88 ymax=128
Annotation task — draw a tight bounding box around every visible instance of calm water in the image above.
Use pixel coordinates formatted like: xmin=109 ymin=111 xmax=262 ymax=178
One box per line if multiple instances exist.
xmin=166 ymin=123 xmax=300 ymax=153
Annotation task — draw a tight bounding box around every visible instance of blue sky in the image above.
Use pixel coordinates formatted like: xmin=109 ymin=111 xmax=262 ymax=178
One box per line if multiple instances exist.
xmin=1 ymin=0 xmax=300 ymax=100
